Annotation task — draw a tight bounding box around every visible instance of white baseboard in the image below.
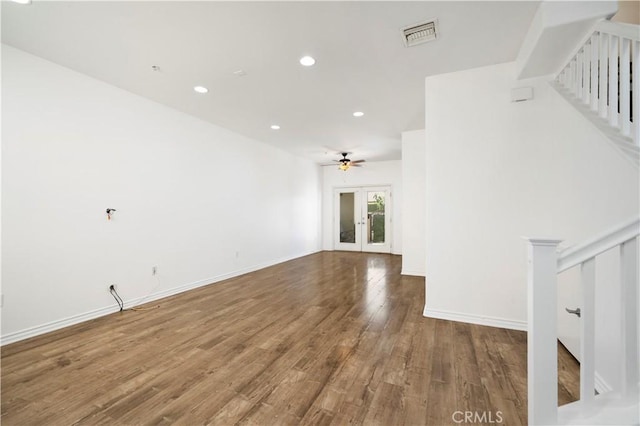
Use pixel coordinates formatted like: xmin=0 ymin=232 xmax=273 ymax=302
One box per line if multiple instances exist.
xmin=420 ymin=306 xmax=627 ymax=396
xmin=1 ymin=250 xmax=320 ymax=346
xmin=401 ymin=269 xmax=425 ymax=277
xmin=423 ymin=306 xmax=527 ymax=331
xmin=121 ymin=249 xmax=320 ymax=310
xmin=422 ymin=307 xmax=614 ymax=394
xmin=558 ymin=390 xmax=640 ymax=425
xmin=0 ymin=304 xmax=120 ymax=346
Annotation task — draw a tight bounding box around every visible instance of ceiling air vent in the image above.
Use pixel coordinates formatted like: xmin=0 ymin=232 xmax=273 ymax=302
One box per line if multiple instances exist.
xmin=402 ymin=20 xmax=438 ymax=47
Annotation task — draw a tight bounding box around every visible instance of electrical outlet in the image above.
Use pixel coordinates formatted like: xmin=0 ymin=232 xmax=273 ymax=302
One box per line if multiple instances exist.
xmin=152 ymin=266 xmax=158 ymax=276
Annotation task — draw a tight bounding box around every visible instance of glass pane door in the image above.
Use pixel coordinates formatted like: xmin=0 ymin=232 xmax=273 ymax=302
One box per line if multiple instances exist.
xmin=334 ymin=187 xmax=391 ymax=253
xmin=334 ymin=188 xmax=361 ymax=252
xmin=339 ymin=192 xmax=356 ymax=243
xmin=366 ymin=190 xmax=386 ymax=245
xmin=361 ymin=187 xmax=391 ymax=253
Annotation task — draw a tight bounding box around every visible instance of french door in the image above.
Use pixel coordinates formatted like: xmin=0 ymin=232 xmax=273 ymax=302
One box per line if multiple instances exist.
xmin=334 ymin=186 xmax=391 ymax=253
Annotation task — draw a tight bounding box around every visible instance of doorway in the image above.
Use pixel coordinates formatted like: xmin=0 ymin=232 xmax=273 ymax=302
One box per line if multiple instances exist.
xmin=334 ymin=186 xmax=391 ymax=253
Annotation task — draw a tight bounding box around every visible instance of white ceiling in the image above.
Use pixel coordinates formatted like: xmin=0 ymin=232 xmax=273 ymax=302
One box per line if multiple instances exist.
xmin=2 ymin=1 xmax=540 ymax=164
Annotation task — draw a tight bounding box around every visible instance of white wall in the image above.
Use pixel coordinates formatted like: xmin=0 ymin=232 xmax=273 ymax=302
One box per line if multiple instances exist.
xmin=322 ymin=161 xmax=402 ymax=255
xmin=401 ymin=130 xmax=426 ymax=276
xmin=424 ymin=62 xmax=639 ymax=332
xmin=1 ymin=45 xmax=322 ymax=343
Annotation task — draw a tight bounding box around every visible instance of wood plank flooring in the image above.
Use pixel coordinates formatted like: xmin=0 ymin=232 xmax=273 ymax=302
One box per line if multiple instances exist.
xmin=1 ymin=251 xmax=579 ymax=425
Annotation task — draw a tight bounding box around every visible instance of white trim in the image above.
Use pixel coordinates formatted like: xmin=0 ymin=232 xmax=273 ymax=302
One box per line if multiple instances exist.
xmin=422 ymin=307 xmax=613 ymax=394
xmin=401 ymin=269 xmax=425 ymax=277
xmin=0 ymin=250 xmax=320 ymax=346
xmin=423 ymin=306 xmax=527 ymax=331
xmin=557 ymin=217 xmax=640 ymax=272
xmin=595 ymin=21 xmax=640 ymax=42
xmin=558 ymin=391 xmax=639 ymax=425
xmin=595 ymin=371 xmax=613 ymax=395
xmin=0 ymin=304 xmax=119 ymax=347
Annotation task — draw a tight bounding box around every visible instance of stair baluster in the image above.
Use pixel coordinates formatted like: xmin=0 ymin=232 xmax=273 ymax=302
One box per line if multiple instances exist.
xmin=554 ymin=21 xmax=639 ymax=165
xmin=526 ymin=218 xmax=639 ymax=424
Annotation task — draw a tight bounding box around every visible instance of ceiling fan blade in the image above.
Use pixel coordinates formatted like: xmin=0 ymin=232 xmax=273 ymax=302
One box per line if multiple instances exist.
xmin=349 ymin=163 xmax=363 ymax=167
xmin=350 ymin=159 xmax=365 ymax=164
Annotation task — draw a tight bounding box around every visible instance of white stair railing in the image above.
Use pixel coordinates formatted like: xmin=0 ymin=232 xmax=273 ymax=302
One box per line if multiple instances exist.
xmin=554 ymin=21 xmax=640 ymax=169
xmin=526 ymin=218 xmax=639 ymax=425
xmin=556 ymin=21 xmax=639 ymax=147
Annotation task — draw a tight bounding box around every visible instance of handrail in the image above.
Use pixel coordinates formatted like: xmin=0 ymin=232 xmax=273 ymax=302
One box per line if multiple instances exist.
xmin=555 ymin=20 xmax=640 ymax=148
xmin=528 ymin=20 xmax=640 ymax=425
xmin=557 ymin=217 xmax=640 ymax=273
xmin=595 ymin=20 xmax=640 ymax=41
xmin=527 ymin=220 xmax=640 ymax=424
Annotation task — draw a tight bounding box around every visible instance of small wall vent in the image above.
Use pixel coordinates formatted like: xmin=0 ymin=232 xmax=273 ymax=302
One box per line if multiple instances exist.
xmin=402 ymin=19 xmax=438 ymax=47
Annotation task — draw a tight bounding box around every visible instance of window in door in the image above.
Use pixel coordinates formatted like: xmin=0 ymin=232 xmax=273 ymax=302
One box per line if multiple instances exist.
xmin=334 ymin=186 xmax=391 ymax=253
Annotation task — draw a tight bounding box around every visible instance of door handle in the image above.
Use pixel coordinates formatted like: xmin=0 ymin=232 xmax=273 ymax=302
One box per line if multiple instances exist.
xmin=565 ymin=307 xmax=581 ymax=318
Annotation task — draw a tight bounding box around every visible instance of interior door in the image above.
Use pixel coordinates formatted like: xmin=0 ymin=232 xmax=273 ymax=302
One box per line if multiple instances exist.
xmin=334 ymin=187 xmax=391 ymax=253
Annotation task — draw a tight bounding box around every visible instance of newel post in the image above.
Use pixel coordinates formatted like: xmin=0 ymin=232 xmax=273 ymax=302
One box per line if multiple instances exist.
xmin=526 ymin=238 xmax=562 ymax=426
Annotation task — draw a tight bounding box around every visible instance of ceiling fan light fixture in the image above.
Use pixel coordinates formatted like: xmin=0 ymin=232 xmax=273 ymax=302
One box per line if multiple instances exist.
xmin=334 ymin=152 xmax=363 ymax=171
xmin=339 ymin=153 xmax=351 ymax=171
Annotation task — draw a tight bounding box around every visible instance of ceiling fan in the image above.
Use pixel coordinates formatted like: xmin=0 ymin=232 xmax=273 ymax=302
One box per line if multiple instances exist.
xmin=334 ymin=152 xmax=365 ymax=171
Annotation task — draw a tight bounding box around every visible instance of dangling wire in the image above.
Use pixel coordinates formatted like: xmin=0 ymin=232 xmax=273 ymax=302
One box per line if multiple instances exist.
xmin=109 ymin=286 xmax=124 ymax=311
xmin=109 ymin=285 xmax=160 ymax=312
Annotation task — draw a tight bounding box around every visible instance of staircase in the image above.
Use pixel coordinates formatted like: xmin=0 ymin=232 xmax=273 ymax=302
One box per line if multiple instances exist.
xmin=526 ymin=19 xmax=640 ymax=426
xmin=553 ymin=21 xmax=639 ymax=167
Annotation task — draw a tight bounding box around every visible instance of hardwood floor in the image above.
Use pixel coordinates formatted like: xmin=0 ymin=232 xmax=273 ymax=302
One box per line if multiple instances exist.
xmin=1 ymin=251 xmax=579 ymax=425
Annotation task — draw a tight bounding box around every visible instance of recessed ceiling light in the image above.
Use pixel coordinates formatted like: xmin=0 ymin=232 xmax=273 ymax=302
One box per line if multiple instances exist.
xmin=193 ymin=86 xmax=208 ymax=94
xmin=270 ymin=125 xmax=281 ymax=130
xmin=11 ymin=0 xmax=31 ymax=4
xmin=299 ymin=56 xmax=316 ymax=67
xmin=353 ymin=111 xmax=364 ymax=117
